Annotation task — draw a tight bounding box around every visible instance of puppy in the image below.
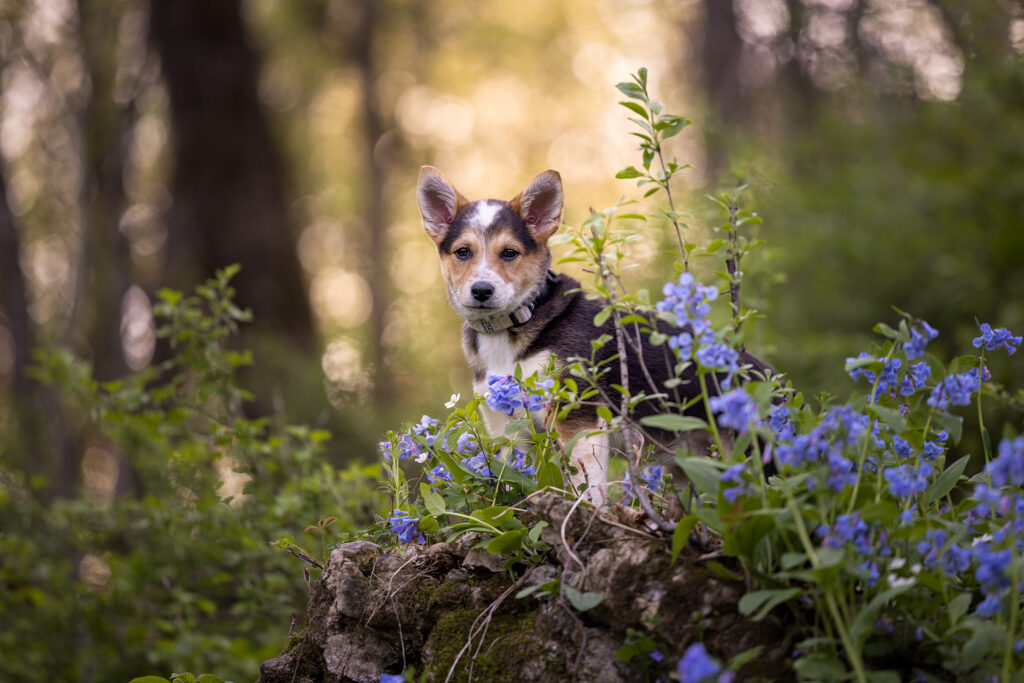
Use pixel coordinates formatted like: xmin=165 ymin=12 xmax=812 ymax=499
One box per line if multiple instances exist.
xmin=416 ymin=167 xmax=770 ymax=501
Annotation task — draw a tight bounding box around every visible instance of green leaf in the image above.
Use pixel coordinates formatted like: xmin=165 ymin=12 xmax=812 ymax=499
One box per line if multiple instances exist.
xmin=639 ymin=414 xmax=707 ymax=431
xmin=593 ymin=307 xmax=612 ymax=328
xmin=962 ymin=619 xmax=1005 ymax=668
xmin=948 ymin=592 xmax=972 ymax=626
xmin=921 ymin=455 xmax=969 ymax=507
xmin=487 ymin=529 xmax=526 ymax=556
xmin=615 ymin=166 xmax=644 ymax=179
xmin=564 ymin=584 xmax=603 ymax=612
xmin=792 ymin=653 xmax=847 ymax=680
xmin=873 ymin=322 xmax=906 ymax=341
xmin=850 ymin=583 xmax=915 ymax=646
xmin=615 ymin=81 xmax=646 ymax=101
xmin=419 ymin=483 xmax=446 ymax=516
xmin=537 ymin=461 xmax=563 ymax=489
xmin=705 ymin=561 xmax=743 ymax=582
xmin=931 ymin=410 xmax=963 ymax=445
xmin=869 ymin=405 xmax=906 ymax=435
xmin=677 ymin=456 xmax=722 ymax=496
xmin=129 ymin=678 xmax=172 ymax=683
xmin=671 ymin=514 xmax=698 ymax=564
xmin=197 ymin=676 xmax=227 ymax=683
xmin=738 ymin=588 xmax=803 ymax=621
xmin=618 ymin=101 xmax=648 ymax=117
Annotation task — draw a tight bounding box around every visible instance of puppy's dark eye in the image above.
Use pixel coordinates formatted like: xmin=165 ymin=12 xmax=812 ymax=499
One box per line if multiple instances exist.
xmin=454 ymin=247 xmax=472 ymax=260
xmin=500 ymin=248 xmax=519 ymax=261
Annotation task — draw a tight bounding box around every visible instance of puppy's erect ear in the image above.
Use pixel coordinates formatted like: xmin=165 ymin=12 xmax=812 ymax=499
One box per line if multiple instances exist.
xmin=510 ymin=170 xmax=563 ymax=243
xmin=417 ymin=166 xmax=467 ymax=244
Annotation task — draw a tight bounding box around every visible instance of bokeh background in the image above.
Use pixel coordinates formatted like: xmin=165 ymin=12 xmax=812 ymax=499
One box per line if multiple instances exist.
xmin=1 ymin=0 xmax=1023 ymax=679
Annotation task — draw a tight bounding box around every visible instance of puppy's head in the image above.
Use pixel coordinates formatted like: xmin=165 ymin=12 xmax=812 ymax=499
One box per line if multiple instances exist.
xmin=417 ymin=167 xmax=563 ymax=322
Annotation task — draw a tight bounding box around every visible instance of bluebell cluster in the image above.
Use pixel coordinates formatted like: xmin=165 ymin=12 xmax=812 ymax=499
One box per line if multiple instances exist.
xmin=917 ymin=529 xmax=971 ymax=577
xmin=378 ymin=433 xmax=417 ymax=461
xmin=677 ymin=643 xmax=732 ymax=683
xmin=388 ymin=510 xmax=424 ymax=545
xmin=657 ymin=272 xmax=718 ymax=345
xmin=973 ymin=323 xmax=1022 ymax=356
xmin=708 ymin=389 xmax=759 ymax=434
xmin=721 ymin=464 xmax=747 ymax=503
xmin=848 ymin=355 xmax=929 ymax=401
xmin=623 ymin=464 xmax=663 ymax=501
xmin=694 ymin=343 xmax=740 ymax=383
xmin=775 ymin=406 xmax=868 ymax=470
xmin=987 ymin=436 xmax=1024 ymax=487
xmin=485 ymin=373 xmax=554 ymax=416
xmin=926 ymin=367 xmax=989 ymax=410
xmin=904 ymin=320 xmax=938 ymax=359
xmin=818 ymin=512 xmax=874 ymax=555
xmin=883 ymin=463 xmax=933 ymax=498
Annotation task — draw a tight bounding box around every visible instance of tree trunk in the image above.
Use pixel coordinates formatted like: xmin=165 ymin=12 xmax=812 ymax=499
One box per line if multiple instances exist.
xmin=352 ymin=0 xmax=394 ymax=409
xmin=700 ymin=0 xmax=746 ymax=182
xmin=148 ymin=0 xmax=314 ymax=352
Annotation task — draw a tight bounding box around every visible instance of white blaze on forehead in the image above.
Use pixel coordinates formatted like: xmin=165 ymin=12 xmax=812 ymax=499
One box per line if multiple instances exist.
xmin=468 ymin=200 xmax=503 ymax=232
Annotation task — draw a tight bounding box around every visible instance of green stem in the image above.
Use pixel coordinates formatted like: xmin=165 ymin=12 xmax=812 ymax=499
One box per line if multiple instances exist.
xmin=1003 ymin=553 xmax=1020 ymax=682
xmin=698 ymin=373 xmax=725 ymax=456
xmin=785 ymin=493 xmax=868 ymax=683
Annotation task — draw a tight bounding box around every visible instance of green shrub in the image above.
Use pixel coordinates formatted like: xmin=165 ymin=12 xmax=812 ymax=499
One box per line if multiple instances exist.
xmin=0 ymin=267 xmax=385 ymax=682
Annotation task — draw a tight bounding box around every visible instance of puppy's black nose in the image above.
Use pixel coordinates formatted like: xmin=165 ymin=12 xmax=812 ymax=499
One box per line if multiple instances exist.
xmin=471 ymin=282 xmax=494 ymax=302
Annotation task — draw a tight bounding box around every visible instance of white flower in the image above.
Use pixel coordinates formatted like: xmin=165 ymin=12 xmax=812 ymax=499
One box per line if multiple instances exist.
xmin=444 ymin=393 xmax=461 ymax=409
xmin=414 ymin=451 xmax=430 ymax=464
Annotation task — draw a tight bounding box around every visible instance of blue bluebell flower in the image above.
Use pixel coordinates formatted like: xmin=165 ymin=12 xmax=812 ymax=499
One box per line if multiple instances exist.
xmin=927 ymin=370 xmax=983 ymax=410
xmin=412 ymin=415 xmax=441 ymax=448
xmin=987 ymin=437 xmax=1024 ymax=488
xmin=623 ymin=465 xmax=664 ymax=501
xmin=650 ymin=649 xmax=664 ymax=662
xmin=884 ymin=463 xmax=932 ymax=498
xmin=846 ymin=352 xmax=877 ymax=382
xmin=677 ymin=643 xmax=730 ymax=683
xmin=695 ymin=344 xmax=740 ymax=381
xmin=973 ymin=323 xmax=1022 ymax=355
xmin=379 ymin=675 xmax=406 ymax=683
xmin=819 ymin=512 xmax=873 ymax=555
xmin=379 ymin=434 xmax=417 ymax=461
xmin=892 ymin=436 xmax=913 ymax=459
xmin=709 ymin=389 xmax=760 ymax=434
xmin=506 ymin=449 xmax=536 ymax=477
xmin=657 ymin=273 xmax=719 ymax=342
xmin=426 ymin=463 xmax=452 ymax=483
xmin=461 ymin=453 xmax=493 ymax=479
xmin=721 ymin=464 xmax=747 ymax=502
xmin=485 ymin=373 xmax=553 ymax=416
xmin=904 ymin=321 xmax=938 ymax=360
xmin=668 ymin=331 xmax=695 ymax=359
xmin=388 ymin=510 xmax=425 ymax=544
xmin=767 ymin=405 xmax=794 ymax=440
xmin=922 ymin=440 xmax=944 ymax=462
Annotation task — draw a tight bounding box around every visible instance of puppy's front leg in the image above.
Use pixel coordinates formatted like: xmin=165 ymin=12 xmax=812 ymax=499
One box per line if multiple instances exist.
xmin=556 ymin=419 xmax=610 ymax=505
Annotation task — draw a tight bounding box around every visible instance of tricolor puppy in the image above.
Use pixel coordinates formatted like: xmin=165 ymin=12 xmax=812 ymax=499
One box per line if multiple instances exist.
xmin=417 ymin=166 xmax=770 ymax=502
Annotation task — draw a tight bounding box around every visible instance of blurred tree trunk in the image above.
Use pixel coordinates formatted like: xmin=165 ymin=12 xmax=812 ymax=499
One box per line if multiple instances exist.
xmin=78 ymin=0 xmax=135 ymax=383
xmin=0 ymin=162 xmax=77 ymax=498
xmin=352 ymin=0 xmax=394 ymax=409
xmin=0 ymin=169 xmax=34 ymax=405
xmin=700 ymin=0 xmax=745 ymax=181
xmin=148 ymin=0 xmax=314 ymax=353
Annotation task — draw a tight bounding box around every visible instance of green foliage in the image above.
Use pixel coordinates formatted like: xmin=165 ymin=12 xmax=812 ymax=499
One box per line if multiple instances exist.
xmin=0 ymin=268 xmax=385 ymax=682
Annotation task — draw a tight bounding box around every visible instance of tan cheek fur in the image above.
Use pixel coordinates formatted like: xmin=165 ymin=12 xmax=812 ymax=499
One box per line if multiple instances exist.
xmin=438 ymin=233 xmax=484 ymax=296
xmin=487 ymin=225 xmax=548 ymax=292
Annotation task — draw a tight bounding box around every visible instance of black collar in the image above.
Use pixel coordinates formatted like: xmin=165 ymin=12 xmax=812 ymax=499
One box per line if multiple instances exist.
xmin=466 ymin=270 xmax=558 ymax=334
